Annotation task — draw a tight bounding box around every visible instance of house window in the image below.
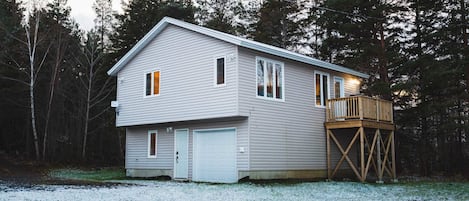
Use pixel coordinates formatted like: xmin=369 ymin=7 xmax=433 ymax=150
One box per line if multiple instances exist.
xmin=315 ymin=71 xmax=330 ymax=107
xmin=256 ymin=57 xmax=284 ymax=100
xmin=334 ymin=77 xmax=344 ymax=98
xmin=215 ymin=57 xmax=225 ymax=85
xmin=145 ymin=70 xmax=160 ymax=96
xmin=148 ymin=130 xmax=157 ymax=158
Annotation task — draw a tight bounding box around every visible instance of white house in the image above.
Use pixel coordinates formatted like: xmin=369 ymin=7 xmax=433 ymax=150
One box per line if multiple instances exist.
xmin=107 ymin=17 xmax=389 ymax=183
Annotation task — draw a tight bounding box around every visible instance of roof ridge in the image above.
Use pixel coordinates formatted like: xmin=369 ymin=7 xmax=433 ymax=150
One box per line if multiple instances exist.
xmin=108 ymin=16 xmax=368 ymax=79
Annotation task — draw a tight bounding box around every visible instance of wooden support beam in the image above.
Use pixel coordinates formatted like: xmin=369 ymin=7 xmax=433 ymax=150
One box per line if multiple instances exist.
xmin=360 ymin=127 xmax=365 ymax=182
xmin=380 ymin=132 xmax=392 ymax=178
xmin=364 ymin=129 xmax=379 ymax=181
xmin=330 ymin=129 xmax=361 ymax=180
xmin=383 ymin=133 xmax=395 ymax=178
xmin=327 ymin=129 xmax=331 ymax=180
xmin=376 ymin=129 xmax=383 ymax=181
xmin=391 ymin=131 xmax=397 ymax=180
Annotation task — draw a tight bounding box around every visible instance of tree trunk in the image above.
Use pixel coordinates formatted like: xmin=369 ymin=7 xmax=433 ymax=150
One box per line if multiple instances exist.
xmin=42 ymin=33 xmax=64 ymax=160
xmin=27 ymin=19 xmax=42 ymax=160
xmin=378 ymin=22 xmax=390 ymax=100
xmin=29 ymin=73 xmax=40 ymax=160
xmin=82 ymin=61 xmax=93 ymax=159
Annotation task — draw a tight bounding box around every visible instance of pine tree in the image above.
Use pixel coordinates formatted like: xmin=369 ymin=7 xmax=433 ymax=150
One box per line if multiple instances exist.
xmin=196 ymin=0 xmax=236 ymax=34
xmin=252 ymin=0 xmax=305 ymax=49
xmin=0 ymin=0 xmax=27 ymax=156
xmin=396 ymin=0 xmax=469 ymax=176
xmin=93 ymin=0 xmax=113 ymax=52
xmin=314 ymin=0 xmax=406 ymax=99
xmin=110 ymin=0 xmax=195 ymax=63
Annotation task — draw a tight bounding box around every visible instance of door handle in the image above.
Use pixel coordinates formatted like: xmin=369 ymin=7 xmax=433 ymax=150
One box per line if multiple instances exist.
xmin=176 ymin=156 xmax=179 ymax=163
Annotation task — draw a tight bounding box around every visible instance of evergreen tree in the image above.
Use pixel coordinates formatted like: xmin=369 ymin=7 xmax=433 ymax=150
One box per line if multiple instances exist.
xmin=397 ymin=0 xmax=469 ymax=175
xmin=0 ymin=0 xmax=28 ymax=156
xmin=109 ymin=0 xmax=195 ymax=63
xmin=252 ymin=0 xmax=305 ymax=49
xmin=196 ymin=0 xmax=250 ymax=35
xmin=314 ymin=0 xmax=406 ymax=98
xmin=93 ymin=0 xmax=113 ymax=52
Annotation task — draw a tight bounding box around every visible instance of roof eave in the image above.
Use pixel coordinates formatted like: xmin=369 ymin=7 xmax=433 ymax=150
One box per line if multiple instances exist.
xmin=107 ymin=18 xmax=171 ymax=76
xmin=239 ymin=41 xmax=369 ymax=79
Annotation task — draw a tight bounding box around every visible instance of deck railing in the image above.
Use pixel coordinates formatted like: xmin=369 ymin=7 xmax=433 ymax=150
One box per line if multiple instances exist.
xmin=326 ymin=96 xmax=393 ymax=123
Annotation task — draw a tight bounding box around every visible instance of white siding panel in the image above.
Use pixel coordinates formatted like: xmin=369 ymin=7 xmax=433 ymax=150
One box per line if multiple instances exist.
xmin=116 ymin=25 xmax=239 ymax=127
xmin=238 ymin=47 xmax=361 ymax=170
xmin=125 ymin=118 xmax=248 ymax=178
xmin=125 ymin=127 xmax=174 ymax=169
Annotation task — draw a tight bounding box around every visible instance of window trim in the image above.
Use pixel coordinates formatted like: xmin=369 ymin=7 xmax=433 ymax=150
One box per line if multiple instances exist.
xmin=147 ymin=130 xmax=158 ymax=158
xmin=143 ymin=69 xmax=161 ymax=98
xmin=214 ymin=56 xmax=226 ymax=87
xmin=314 ymin=70 xmax=330 ymax=108
xmin=255 ymin=56 xmax=285 ymax=102
xmin=333 ymin=76 xmax=345 ymax=98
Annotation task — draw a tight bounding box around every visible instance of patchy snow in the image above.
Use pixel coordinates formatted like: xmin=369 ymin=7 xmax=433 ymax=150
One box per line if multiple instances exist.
xmin=1 ymin=180 xmax=468 ymax=201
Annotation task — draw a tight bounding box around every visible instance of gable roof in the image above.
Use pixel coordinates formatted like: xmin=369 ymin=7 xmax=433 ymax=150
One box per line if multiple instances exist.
xmin=107 ymin=17 xmax=369 ymax=78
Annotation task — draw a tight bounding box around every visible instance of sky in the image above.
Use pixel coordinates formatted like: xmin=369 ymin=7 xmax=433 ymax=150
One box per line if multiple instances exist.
xmin=66 ymin=0 xmax=124 ymax=31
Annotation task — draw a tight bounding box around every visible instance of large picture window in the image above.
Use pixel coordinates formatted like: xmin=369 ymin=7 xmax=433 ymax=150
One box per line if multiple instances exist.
xmin=145 ymin=70 xmax=160 ymax=96
xmin=315 ymin=71 xmax=330 ymax=107
xmin=148 ymin=130 xmax=158 ymax=158
xmin=256 ymin=57 xmax=284 ymax=100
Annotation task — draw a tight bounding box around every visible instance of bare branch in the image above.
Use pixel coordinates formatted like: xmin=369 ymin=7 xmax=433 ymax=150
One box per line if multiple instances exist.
xmin=89 ymin=106 xmax=111 ymax=121
xmin=33 ymin=43 xmax=51 ymax=84
xmin=0 ymin=75 xmax=29 ymax=86
xmin=90 ymin=86 xmax=114 ymax=108
xmin=90 ymin=76 xmax=113 ymax=102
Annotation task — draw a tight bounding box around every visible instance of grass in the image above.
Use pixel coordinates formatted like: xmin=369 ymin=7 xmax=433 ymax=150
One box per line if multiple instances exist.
xmin=47 ymin=168 xmax=469 ymax=199
xmin=48 ymin=167 xmax=126 ymax=182
xmin=386 ymin=181 xmax=469 ymax=198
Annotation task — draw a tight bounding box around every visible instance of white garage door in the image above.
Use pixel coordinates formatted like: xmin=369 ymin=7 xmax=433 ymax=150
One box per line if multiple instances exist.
xmin=193 ymin=128 xmax=237 ymax=183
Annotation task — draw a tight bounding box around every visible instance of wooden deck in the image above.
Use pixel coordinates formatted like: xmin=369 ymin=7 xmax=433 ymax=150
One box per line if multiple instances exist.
xmin=325 ymin=95 xmax=393 ymax=124
xmin=324 ymin=96 xmax=396 ymax=183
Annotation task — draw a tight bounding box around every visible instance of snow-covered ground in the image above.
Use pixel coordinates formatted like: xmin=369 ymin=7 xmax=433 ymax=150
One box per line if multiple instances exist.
xmin=1 ymin=180 xmax=468 ymax=201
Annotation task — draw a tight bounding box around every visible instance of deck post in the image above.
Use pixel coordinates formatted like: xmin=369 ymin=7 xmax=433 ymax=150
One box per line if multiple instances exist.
xmin=376 ymin=129 xmax=383 ymax=183
xmin=359 ymin=127 xmax=365 ymax=182
xmin=391 ymin=131 xmax=397 ymax=182
xmin=326 ymin=129 xmax=331 ymax=181
xmin=358 ymin=97 xmax=364 ymax=120
xmin=376 ymin=99 xmax=380 ymax=122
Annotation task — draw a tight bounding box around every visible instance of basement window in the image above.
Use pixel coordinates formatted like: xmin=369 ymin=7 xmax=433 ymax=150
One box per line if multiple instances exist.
xmin=148 ymin=130 xmax=157 ymax=158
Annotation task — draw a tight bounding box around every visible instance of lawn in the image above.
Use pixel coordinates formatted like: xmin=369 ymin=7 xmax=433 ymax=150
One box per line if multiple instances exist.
xmin=48 ymin=168 xmax=126 ymax=181
xmin=0 ymin=168 xmax=467 ymax=201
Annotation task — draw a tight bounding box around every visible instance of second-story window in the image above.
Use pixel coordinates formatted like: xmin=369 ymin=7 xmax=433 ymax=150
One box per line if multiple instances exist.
xmin=256 ymin=57 xmax=284 ymax=100
xmin=215 ymin=57 xmax=225 ymax=85
xmin=315 ymin=71 xmax=330 ymax=107
xmin=145 ymin=70 xmax=160 ymax=96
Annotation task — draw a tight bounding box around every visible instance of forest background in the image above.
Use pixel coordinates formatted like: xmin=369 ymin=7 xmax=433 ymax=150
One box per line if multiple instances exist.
xmin=0 ymin=0 xmax=468 ymax=177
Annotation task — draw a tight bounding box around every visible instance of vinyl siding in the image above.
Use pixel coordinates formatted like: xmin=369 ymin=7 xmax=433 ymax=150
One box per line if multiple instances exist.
xmin=125 ymin=118 xmax=249 ymax=179
xmin=116 ymin=25 xmax=239 ymax=127
xmin=237 ymin=47 xmax=360 ymax=170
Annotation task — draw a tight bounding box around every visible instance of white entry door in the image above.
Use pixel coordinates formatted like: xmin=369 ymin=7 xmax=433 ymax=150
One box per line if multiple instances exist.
xmin=193 ymin=128 xmax=237 ymax=183
xmin=174 ymin=129 xmax=189 ymax=179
